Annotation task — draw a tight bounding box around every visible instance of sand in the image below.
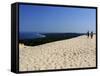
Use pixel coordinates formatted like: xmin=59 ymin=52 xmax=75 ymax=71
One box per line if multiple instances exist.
xmin=19 ymin=35 xmax=96 ymax=71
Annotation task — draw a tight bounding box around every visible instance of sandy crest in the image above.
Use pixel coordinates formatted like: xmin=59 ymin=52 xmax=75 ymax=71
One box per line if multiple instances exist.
xmin=19 ymin=35 xmax=96 ymax=71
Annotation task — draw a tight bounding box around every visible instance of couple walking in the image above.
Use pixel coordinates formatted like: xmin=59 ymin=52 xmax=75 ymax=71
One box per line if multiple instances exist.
xmin=87 ymin=31 xmax=93 ymax=39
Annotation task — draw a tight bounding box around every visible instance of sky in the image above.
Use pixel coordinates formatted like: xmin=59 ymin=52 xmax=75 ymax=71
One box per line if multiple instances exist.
xmin=19 ymin=4 xmax=96 ymax=33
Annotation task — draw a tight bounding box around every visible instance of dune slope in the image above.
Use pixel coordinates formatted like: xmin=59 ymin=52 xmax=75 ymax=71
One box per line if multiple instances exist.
xmin=19 ymin=35 xmax=96 ymax=71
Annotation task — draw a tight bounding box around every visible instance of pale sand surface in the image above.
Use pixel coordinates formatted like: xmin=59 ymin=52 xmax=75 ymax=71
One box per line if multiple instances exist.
xmin=19 ymin=35 xmax=96 ymax=71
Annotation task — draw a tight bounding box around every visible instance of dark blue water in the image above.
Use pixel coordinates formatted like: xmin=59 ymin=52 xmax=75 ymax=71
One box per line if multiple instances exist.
xmin=19 ymin=32 xmax=46 ymax=40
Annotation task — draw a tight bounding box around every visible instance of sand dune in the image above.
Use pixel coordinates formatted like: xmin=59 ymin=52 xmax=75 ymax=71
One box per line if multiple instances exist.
xmin=19 ymin=35 xmax=96 ymax=71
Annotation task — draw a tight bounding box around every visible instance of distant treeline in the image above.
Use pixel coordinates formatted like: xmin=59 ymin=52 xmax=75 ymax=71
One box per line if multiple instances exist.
xmin=19 ymin=33 xmax=84 ymax=46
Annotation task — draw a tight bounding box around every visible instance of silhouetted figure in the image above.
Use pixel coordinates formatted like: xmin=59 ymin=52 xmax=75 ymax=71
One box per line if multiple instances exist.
xmin=91 ymin=31 xmax=93 ymax=39
xmin=87 ymin=31 xmax=89 ymax=38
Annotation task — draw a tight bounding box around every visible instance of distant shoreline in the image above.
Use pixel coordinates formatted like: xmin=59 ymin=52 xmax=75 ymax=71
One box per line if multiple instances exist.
xmin=19 ymin=33 xmax=84 ymax=46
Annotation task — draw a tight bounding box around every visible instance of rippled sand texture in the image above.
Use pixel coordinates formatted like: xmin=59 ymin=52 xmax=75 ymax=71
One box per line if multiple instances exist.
xmin=19 ymin=35 xmax=96 ymax=71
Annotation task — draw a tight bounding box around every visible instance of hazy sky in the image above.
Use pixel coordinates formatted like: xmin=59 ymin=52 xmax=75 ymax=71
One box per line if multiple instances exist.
xmin=19 ymin=4 xmax=96 ymax=33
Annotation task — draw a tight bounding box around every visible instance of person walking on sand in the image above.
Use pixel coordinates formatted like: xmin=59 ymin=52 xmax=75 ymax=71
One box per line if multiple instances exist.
xmin=87 ymin=31 xmax=89 ymax=38
xmin=91 ymin=31 xmax=93 ymax=39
